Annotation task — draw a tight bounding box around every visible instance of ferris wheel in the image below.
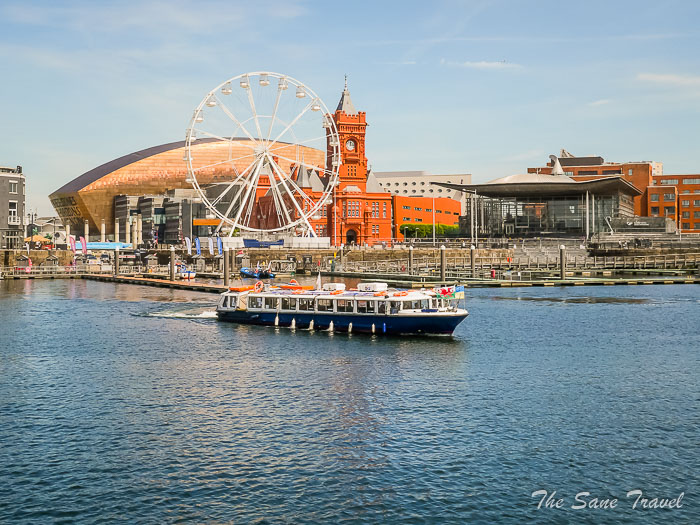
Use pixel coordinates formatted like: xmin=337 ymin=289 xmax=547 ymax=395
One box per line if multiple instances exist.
xmin=184 ymin=71 xmax=341 ymax=236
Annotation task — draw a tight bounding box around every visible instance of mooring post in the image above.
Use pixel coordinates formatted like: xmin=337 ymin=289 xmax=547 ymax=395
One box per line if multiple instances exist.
xmin=170 ymin=245 xmax=176 ymax=281
xmin=470 ymin=245 xmax=476 ymax=278
xmin=114 ymin=246 xmax=120 ymax=276
xmin=223 ymin=247 xmax=230 ymax=287
xmin=440 ymin=244 xmax=446 ymax=281
xmin=560 ymin=244 xmax=566 ymax=280
xmin=408 ymin=245 xmax=414 ymax=275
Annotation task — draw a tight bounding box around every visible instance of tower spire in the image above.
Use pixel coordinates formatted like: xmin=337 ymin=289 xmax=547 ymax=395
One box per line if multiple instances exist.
xmin=336 ymin=75 xmax=357 ymax=115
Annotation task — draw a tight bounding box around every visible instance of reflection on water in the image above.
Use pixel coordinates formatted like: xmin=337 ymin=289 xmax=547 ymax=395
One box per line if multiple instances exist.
xmin=0 ymin=279 xmax=698 ymax=524
xmin=491 ymin=295 xmax=653 ymax=304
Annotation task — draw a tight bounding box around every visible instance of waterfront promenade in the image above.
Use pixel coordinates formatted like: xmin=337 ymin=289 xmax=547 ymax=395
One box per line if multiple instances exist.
xmin=2 ymin=242 xmax=698 ymax=290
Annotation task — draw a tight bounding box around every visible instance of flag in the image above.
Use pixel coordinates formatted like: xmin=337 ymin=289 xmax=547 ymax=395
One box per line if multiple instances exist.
xmin=208 ymin=237 xmax=214 ymax=255
xmin=80 ymin=236 xmax=87 ymax=255
xmin=69 ymin=236 xmax=76 ymax=254
xmin=315 ymin=272 xmax=322 ymax=290
xmin=185 ymin=237 xmax=192 ymax=255
xmin=217 ymin=237 xmax=223 ymax=255
xmin=455 ymin=285 xmax=465 ymax=299
xmin=437 ymin=285 xmax=455 ymax=298
xmin=194 ymin=237 xmax=201 ymax=255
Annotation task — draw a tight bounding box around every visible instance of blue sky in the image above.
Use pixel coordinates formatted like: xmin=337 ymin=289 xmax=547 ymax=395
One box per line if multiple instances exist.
xmin=2 ymin=0 xmax=700 ymax=215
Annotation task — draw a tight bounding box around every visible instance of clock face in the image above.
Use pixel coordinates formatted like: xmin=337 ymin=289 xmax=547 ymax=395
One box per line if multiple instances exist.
xmin=346 ymin=139 xmax=356 ymax=151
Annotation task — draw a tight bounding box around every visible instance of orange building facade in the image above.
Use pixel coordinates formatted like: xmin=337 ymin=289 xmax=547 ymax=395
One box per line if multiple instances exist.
xmin=650 ymin=174 xmax=700 ymax=232
xmin=392 ymin=195 xmax=461 ymax=237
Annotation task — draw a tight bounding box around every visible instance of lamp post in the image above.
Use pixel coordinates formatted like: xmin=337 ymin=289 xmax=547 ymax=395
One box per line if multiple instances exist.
xmin=432 ymin=197 xmax=436 ymax=247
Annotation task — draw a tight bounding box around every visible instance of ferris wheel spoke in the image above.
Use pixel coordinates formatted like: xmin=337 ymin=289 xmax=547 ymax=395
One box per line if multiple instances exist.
xmin=269 ymin=157 xmax=317 ymax=208
xmin=272 ymin=152 xmax=337 ymax=177
xmin=193 ymin=129 xmax=236 ymax=144
xmin=217 ymin=157 xmax=261 ymax=233
xmin=265 ymin=83 xmax=285 ymax=143
xmin=266 ymin=153 xmax=317 ymax=236
xmin=267 ymin=133 xmax=328 ymax=155
xmin=244 ymin=86 xmax=264 ymax=140
xmin=267 ymin=100 xmax=314 ymax=151
xmin=210 ymin=161 xmax=257 ymax=207
xmin=216 ymin=97 xmax=259 ymax=144
xmin=267 ymin=162 xmax=295 ymax=227
xmin=191 ymin=152 xmax=257 ymax=173
xmin=228 ymin=157 xmax=265 ymax=235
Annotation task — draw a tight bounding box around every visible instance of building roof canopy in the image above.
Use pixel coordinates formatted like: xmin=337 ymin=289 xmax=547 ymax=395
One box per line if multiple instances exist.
xmin=434 ymin=175 xmax=643 ymax=197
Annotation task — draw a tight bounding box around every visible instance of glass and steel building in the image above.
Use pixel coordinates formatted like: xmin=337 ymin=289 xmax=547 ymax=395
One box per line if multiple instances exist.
xmin=436 ymin=173 xmax=641 ymax=238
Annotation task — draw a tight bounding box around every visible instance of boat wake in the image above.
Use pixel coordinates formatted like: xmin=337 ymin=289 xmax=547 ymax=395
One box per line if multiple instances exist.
xmin=138 ymin=307 xmax=218 ymax=320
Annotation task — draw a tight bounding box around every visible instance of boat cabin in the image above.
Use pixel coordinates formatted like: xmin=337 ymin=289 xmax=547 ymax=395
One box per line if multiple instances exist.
xmin=220 ymin=290 xmax=456 ymax=314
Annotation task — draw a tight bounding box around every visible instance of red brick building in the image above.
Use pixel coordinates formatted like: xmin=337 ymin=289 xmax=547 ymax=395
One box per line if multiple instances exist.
xmin=325 ymin=81 xmax=461 ymax=245
xmin=650 ymin=174 xmax=700 ymax=232
xmin=327 ymin=82 xmax=393 ymax=245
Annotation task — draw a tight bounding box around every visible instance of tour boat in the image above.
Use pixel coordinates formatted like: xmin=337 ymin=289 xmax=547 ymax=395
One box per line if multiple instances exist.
xmin=216 ymin=282 xmax=468 ymax=335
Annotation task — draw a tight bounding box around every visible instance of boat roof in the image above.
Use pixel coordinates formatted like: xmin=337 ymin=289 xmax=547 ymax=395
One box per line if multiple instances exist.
xmin=226 ymin=288 xmax=435 ymax=300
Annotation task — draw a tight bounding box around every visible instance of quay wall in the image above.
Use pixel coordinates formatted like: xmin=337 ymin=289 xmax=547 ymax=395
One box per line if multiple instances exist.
xmin=1 ymin=250 xmax=74 ymax=267
xmin=2 ymin=247 xmax=514 ymax=271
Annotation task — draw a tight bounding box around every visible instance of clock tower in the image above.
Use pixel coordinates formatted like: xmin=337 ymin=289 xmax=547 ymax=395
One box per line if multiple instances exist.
xmin=326 ymin=77 xmax=393 ymax=247
xmin=330 ymin=76 xmax=369 ymax=192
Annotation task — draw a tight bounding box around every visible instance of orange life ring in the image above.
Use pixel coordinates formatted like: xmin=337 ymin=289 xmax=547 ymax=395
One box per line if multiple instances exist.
xmin=254 ymin=281 xmax=264 ymax=293
xmin=330 ymin=290 xmax=343 ymax=295
xmin=393 ymin=291 xmax=408 ymax=297
xmin=289 ymin=279 xmax=299 ymax=286
xmin=292 ymin=289 xmax=306 ymax=295
xmin=373 ymin=292 xmax=386 ymax=297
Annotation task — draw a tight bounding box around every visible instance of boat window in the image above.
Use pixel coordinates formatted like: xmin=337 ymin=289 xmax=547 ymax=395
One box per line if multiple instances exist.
xmin=366 ymin=301 xmax=377 ymax=314
xmin=264 ymin=297 xmax=277 ymax=310
xmin=250 ymin=296 xmax=263 ymax=309
xmin=298 ymin=298 xmax=312 ymax=311
xmin=389 ymin=301 xmax=401 ymax=314
xmin=336 ymin=299 xmax=354 ymax=313
xmin=421 ymin=299 xmax=430 ymax=309
xmin=356 ymin=300 xmax=369 ymax=314
xmin=317 ymin=299 xmax=333 ymax=312
xmin=281 ymin=297 xmax=296 ymax=310
xmin=378 ymin=300 xmax=387 ymax=314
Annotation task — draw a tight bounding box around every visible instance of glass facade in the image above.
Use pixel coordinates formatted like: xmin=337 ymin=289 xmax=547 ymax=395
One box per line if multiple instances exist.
xmin=462 ymin=192 xmax=634 ymax=237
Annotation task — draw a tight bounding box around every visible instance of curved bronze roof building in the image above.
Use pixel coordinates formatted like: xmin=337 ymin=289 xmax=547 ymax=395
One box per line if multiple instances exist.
xmin=49 ymin=139 xmax=324 ymax=235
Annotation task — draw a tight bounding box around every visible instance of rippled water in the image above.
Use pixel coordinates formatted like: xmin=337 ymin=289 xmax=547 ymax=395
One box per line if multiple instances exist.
xmin=1 ymin=279 xmax=698 ymax=523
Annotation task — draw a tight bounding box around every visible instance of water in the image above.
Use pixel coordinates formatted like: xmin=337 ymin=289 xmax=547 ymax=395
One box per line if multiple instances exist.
xmin=1 ymin=279 xmax=698 ymax=524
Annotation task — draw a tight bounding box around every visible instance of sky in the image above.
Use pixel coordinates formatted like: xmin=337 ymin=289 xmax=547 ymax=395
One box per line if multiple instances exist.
xmin=2 ymin=0 xmax=700 ymax=215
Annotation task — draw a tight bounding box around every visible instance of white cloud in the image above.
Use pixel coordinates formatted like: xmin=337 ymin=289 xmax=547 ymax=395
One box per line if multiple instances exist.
xmin=637 ymin=72 xmax=700 ymax=87
xmin=588 ymin=99 xmax=611 ymax=107
xmin=440 ymin=58 xmax=522 ymax=70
